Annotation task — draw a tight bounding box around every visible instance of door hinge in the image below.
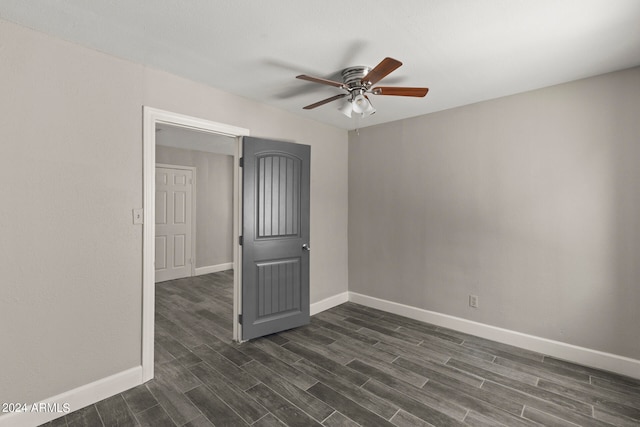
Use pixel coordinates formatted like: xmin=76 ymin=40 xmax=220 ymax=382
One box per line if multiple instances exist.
xmin=238 ymin=314 xmax=243 ymax=323
xmin=239 ymin=235 xmax=243 ymax=246
xmin=239 ymin=157 xmax=244 ymax=167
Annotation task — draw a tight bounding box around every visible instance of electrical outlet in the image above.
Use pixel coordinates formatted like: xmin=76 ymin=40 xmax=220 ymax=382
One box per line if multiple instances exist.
xmin=469 ymin=295 xmax=479 ymax=308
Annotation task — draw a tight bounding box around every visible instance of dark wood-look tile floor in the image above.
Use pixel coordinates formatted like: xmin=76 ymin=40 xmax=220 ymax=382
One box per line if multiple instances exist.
xmin=42 ymin=271 xmax=640 ymax=426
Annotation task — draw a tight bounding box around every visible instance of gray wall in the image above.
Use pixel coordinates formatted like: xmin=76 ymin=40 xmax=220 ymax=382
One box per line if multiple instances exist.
xmin=0 ymin=18 xmax=348 ymax=404
xmin=156 ymin=146 xmax=233 ymax=269
xmin=349 ymin=66 xmax=640 ymax=360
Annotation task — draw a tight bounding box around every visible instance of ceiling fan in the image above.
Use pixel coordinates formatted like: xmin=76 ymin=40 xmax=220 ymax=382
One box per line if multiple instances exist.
xmin=296 ymin=57 xmax=429 ymax=118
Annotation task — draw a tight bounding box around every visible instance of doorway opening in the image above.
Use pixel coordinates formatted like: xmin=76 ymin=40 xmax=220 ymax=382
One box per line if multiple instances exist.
xmin=142 ymin=107 xmax=250 ymax=381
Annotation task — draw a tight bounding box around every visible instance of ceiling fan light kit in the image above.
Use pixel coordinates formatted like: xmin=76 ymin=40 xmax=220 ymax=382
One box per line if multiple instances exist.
xmin=296 ymin=57 xmax=429 ymax=119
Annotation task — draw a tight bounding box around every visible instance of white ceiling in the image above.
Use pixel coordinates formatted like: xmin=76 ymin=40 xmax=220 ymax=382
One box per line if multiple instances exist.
xmin=2 ymin=0 xmax=639 ymax=130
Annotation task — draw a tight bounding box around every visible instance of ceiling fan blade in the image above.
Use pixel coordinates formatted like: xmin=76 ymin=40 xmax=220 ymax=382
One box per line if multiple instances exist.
xmin=296 ymin=74 xmax=346 ymax=88
xmin=303 ymin=93 xmax=347 ymax=110
xmin=372 ymin=87 xmax=429 ymax=97
xmin=362 ymin=57 xmax=403 ymax=85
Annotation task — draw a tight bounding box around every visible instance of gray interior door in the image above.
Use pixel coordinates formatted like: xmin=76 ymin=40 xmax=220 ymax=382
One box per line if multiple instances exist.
xmin=241 ymin=136 xmax=310 ymax=340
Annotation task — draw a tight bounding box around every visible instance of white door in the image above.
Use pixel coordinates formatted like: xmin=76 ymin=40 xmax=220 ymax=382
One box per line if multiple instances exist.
xmin=155 ymin=167 xmax=193 ymax=283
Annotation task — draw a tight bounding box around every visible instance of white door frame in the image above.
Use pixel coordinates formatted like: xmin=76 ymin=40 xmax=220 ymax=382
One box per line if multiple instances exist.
xmin=142 ymin=106 xmax=249 ymax=382
xmin=156 ymin=164 xmax=197 ymax=279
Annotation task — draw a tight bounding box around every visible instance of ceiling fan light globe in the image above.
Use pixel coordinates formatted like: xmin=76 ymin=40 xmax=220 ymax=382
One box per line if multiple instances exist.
xmin=352 ymin=94 xmax=369 ymax=114
xmin=363 ymin=104 xmax=376 ymax=117
xmin=338 ymin=101 xmax=352 ymax=118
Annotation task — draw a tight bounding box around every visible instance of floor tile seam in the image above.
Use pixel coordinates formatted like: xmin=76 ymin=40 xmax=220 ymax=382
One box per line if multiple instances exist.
xmin=424 ymin=376 xmax=527 ymax=421
xmin=253 ymin=352 xmax=320 ymax=391
xmin=246 ymin=377 xmax=328 ymax=423
xmin=388 ymin=408 xmax=402 ymax=422
xmin=442 ymin=357 xmax=493 ymax=382
xmin=522 ymin=406 xmax=584 ymax=427
xmin=420 ymin=339 xmax=494 ymax=360
xmin=536 ymin=379 xmax=636 ymax=413
xmin=92 ymin=403 xmax=109 ymax=427
xmin=481 ymin=378 xmax=596 ymax=421
xmin=248 ymin=411 xmax=271 ymax=425
xmin=120 ymin=389 xmax=150 ymax=419
xmin=542 ymin=356 xmax=640 ymax=387
xmin=589 ymin=377 xmax=640 ymax=396
xmin=461 ymin=409 xmax=470 ymax=423
xmin=200 ymin=344 xmax=256 ymax=377
xmin=181 ymin=408 xmax=211 ymax=427
xmin=312 ymin=376 xmax=397 ymax=417
xmin=358 ymin=378 xmax=372 ymax=390
xmin=367 ymin=377 xmax=470 ymax=422
xmin=146 ymin=383 xmax=199 ymax=427
xmin=131 ymin=404 xmax=170 ymax=427
xmin=394 ymin=356 xmax=480 ymax=389
xmin=492 ymin=356 xmax=591 ymax=385
xmin=594 ymin=408 xmax=640 ymax=425
xmin=445 ymin=357 xmax=542 ymax=389
xmin=190 ymin=382 xmax=255 ymax=426
xmin=180 ymin=379 xmax=204 ymax=395
xmin=365 ymin=357 xmax=430 ymax=388
xmin=460 ymin=341 xmax=544 ymax=363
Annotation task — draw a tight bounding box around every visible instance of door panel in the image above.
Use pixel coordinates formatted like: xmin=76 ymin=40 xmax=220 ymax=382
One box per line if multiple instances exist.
xmin=155 ymin=167 xmax=193 ymax=283
xmin=242 ymin=137 xmax=310 ymax=340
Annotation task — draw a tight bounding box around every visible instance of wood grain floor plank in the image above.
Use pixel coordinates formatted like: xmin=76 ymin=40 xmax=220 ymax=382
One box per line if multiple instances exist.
xmin=65 ymin=405 xmax=104 ymax=427
xmin=363 ymin=379 xmax=466 ymax=426
xmin=422 ymin=379 xmax=529 ymax=424
xmin=241 ymin=360 xmax=334 ymax=423
xmin=250 ymin=337 xmax=302 ymax=365
xmin=134 ymin=404 xmax=176 ymax=427
xmin=188 ymin=363 xmax=268 ymax=424
xmin=246 ymin=383 xmax=323 ymax=427
xmin=310 ymin=318 xmax=379 ymax=346
xmin=237 ymin=342 xmax=318 ymax=390
xmin=57 ymin=271 xmax=640 ymax=427
xmin=307 ymin=382 xmax=395 ymax=427
xmin=291 ymin=358 xmax=400 ymax=420
xmin=481 ymin=381 xmax=611 ymax=427
xmin=121 ymin=384 xmax=159 ymax=414
xmin=154 ymin=361 xmax=203 ymax=393
xmin=283 ymin=342 xmax=369 ymax=387
xmin=448 ymin=359 xmax=592 ymax=414
xmin=146 ymin=378 xmax=202 ymax=426
xmin=393 ymin=356 xmax=482 ymax=388
xmin=191 ymin=344 xmax=259 ymax=391
xmin=446 ymin=356 xmax=539 ymax=386
xmin=184 ymin=385 xmax=248 ymax=426
xmin=320 ymin=411 xmax=360 ymax=426
xmin=346 ymin=358 xmax=428 ymax=389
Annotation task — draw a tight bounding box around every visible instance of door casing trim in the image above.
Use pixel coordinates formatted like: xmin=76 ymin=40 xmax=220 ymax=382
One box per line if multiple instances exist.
xmin=142 ymin=106 xmax=249 ymax=382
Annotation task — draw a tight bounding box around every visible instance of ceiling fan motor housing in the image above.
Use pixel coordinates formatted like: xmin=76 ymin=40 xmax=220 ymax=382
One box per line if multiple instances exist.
xmin=341 ymin=66 xmax=372 ymax=91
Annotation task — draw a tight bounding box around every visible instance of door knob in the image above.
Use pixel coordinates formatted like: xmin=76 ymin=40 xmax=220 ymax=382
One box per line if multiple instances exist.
xmin=302 ymin=243 xmax=311 ymax=252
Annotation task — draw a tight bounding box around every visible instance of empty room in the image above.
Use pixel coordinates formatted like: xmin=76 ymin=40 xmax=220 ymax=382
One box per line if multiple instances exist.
xmin=1 ymin=1 xmax=639 ymax=426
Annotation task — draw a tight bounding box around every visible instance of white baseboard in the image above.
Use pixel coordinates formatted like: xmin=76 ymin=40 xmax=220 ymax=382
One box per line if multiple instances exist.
xmin=349 ymin=292 xmax=640 ymax=380
xmin=195 ymin=262 xmax=233 ymax=276
xmin=310 ymin=291 xmax=349 ymax=316
xmin=0 ymin=366 xmax=143 ymax=427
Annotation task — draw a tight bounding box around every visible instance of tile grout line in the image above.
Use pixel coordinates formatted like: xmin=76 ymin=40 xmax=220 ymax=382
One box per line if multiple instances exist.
xmin=462 ymin=409 xmax=470 ymax=422
xmin=319 ymin=409 xmax=337 ymax=424
xmin=93 ymin=405 xmax=107 ymax=427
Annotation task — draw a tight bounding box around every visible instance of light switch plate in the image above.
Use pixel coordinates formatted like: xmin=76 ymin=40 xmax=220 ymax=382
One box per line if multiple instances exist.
xmin=133 ymin=208 xmax=144 ymax=224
